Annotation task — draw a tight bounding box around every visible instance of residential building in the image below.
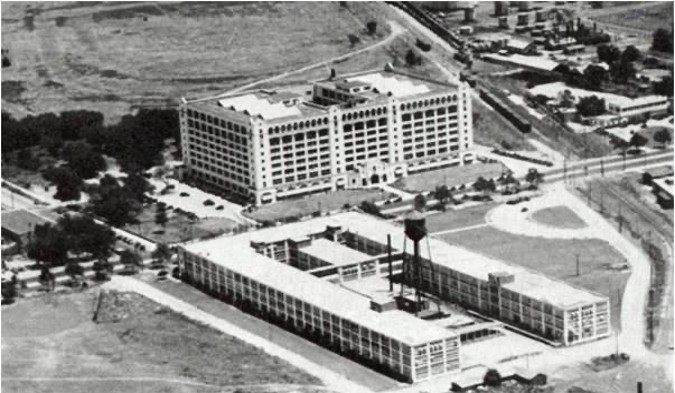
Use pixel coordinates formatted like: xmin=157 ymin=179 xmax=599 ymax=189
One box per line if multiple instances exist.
xmin=179 ymin=66 xmax=475 ymax=205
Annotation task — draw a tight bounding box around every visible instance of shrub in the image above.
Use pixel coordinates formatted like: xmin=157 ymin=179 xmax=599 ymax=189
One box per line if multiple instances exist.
xmin=483 ymin=368 xmax=502 ymax=387
xmin=203 ymin=199 xmax=215 ymax=206
xmin=215 ymin=205 xmax=224 ymax=210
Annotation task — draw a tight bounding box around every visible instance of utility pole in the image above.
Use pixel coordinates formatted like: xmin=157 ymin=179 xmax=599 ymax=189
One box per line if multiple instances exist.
xmin=600 ymin=158 xmax=605 ymax=177
xmin=618 ymin=204 xmax=622 ymax=233
xmin=600 ymin=192 xmax=604 ymax=214
xmin=388 ymin=234 xmax=393 ymax=292
xmin=588 ymin=183 xmax=591 ymax=205
xmin=576 ymin=254 xmax=580 ymax=276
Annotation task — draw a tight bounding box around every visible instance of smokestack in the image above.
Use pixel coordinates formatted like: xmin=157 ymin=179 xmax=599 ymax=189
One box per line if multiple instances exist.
xmin=637 ymin=382 xmax=643 ymax=393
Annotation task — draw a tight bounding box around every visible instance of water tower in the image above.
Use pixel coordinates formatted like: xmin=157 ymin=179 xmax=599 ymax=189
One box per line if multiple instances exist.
xmin=402 ymin=198 xmax=428 ymax=315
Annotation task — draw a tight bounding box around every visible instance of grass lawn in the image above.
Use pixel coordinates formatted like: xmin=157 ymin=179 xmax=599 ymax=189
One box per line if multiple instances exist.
xmin=592 ymin=2 xmax=673 ymax=31
xmin=392 ymin=162 xmax=505 ymax=193
xmin=530 ymin=206 xmax=588 ymax=229
xmin=244 ymin=189 xmax=394 ymax=223
xmin=1 ymin=2 xmax=385 ymax=122
xmin=2 ymin=291 xmax=319 ymax=393
xmin=473 ymin=98 xmax=533 ymax=151
xmin=426 ymin=203 xmax=496 ymax=233
xmin=437 ymin=227 xmax=629 ymax=330
xmin=123 ymin=203 xmax=240 ymax=244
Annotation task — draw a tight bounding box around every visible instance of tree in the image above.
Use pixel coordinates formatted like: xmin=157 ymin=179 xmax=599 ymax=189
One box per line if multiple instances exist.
xmin=366 ymin=20 xmax=377 ymax=36
xmin=120 ymin=249 xmax=143 ymax=273
xmin=348 ymin=34 xmax=360 ymax=47
xmin=597 ymin=44 xmax=621 ymax=64
xmin=405 ymin=49 xmax=421 ymax=67
xmin=610 ymin=59 xmax=635 ymax=84
xmin=653 ymin=75 xmax=673 ymax=96
xmin=123 ymin=171 xmax=154 ymax=202
xmin=16 ymin=148 xmax=40 ymax=171
xmin=64 ymin=261 xmax=84 ymax=284
xmin=653 ymin=128 xmax=672 ymax=146
xmin=59 ymin=214 xmax=115 ymax=260
xmin=473 ymin=176 xmax=489 ymax=193
xmin=38 ymin=265 xmax=55 ymax=291
xmin=90 ymin=188 xmax=140 ymax=227
xmin=583 ymin=65 xmax=607 ymax=90
xmin=576 ymin=96 xmax=606 ymax=117
xmin=43 ymin=166 xmax=83 ymax=201
xmin=621 ymin=45 xmax=641 ymax=63
xmin=93 ymin=258 xmax=113 ymax=281
xmin=151 ymin=243 xmax=172 ymax=266
xmin=27 ymin=223 xmax=70 ymax=266
xmin=155 ymin=203 xmax=168 ymax=227
xmin=483 ymin=369 xmax=502 ymax=387
xmin=413 ymin=194 xmax=427 ymax=212
xmin=525 ymin=168 xmax=544 ymax=189
xmin=435 ymin=185 xmax=452 ymax=209
xmin=61 ymin=140 xmax=107 ymax=180
xmin=652 ymin=28 xmax=673 ymax=53
xmin=2 ymin=275 xmax=18 ymax=304
xmin=629 ymin=132 xmax=648 ymax=152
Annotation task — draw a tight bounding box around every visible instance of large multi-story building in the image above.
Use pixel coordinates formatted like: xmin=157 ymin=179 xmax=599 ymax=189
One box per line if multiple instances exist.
xmin=178 ymin=212 xmax=611 ymax=383
xmin=179 ymin=66 xmax=474 ymax=205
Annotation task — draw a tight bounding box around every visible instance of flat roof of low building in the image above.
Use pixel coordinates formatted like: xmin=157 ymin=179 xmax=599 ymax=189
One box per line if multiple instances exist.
xmin=1 ymin=209 xmax=54 ymax=236
xmin=300 ymin=238 xmax=373 ymax=266
xmin=653 ymin=177 xmax=674 ymax=198
xmin=184 ymin=235 xmax=454 ymax=346
xmin=530 ymin=82 xmax=669 ymax=108
xmin=644 ymin=165 xmax=674 ymax=179
xmin=185 ymin=212 xmax=608 ymax=315
xmin=482 ymin=53 xmax=559 ymax=72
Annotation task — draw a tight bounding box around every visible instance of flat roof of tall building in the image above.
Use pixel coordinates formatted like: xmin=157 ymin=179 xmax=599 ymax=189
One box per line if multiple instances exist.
xmin=300 ymin=238 xmax=373 ymax=266
xmin=185 ymin=68 xmax=458 ymax=122
xmin=184 ymin=212 xmax=608 ymax=314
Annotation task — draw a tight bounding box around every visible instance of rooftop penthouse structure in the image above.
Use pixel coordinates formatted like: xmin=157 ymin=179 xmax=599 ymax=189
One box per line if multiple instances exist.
xmin=179 ymin=66 xmax=474 ymax=205
xmin=178 ymin=213 xmax=610 ymax=383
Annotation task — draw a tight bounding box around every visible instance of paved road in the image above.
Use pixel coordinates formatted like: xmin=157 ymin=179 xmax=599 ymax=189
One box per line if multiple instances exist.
xmin=585 ymin=179 xmax=674 ymax=355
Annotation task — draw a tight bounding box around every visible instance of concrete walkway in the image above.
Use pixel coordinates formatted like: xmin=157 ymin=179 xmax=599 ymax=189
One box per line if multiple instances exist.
xmin=103 ymin=276 xmax=371 ymax=393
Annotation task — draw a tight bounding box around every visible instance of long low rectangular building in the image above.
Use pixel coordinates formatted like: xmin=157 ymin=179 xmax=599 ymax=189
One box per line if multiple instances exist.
xmin=179 ymin=217 xmax=461 ymax=383
xmin=178 ymin=212 xmax=610 ymax=383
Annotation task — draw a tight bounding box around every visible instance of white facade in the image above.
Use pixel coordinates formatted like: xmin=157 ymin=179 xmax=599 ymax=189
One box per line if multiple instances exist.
xmin=180 ymin=67 xmax=474 ymax=205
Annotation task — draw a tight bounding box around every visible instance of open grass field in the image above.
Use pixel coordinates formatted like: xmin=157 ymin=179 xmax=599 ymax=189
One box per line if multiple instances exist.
xmin=261 ymin=31 xmax=448 ymax=91
xmin=2 ymin=290 xmax=320 ymax=393
xmin=123 ymin=202 xmax=240 ymax=244
xmin=530 ymin=206 xmax=588 ymax=229
xmin=437 ymin=226 xmax=628 ymax=329
xmin=244 ymin=189 xmax=394 ymax=223
xmin=1 ymin=1 xmax=388 ymax=122
xmin=591 ymin=2 xmax=673 ymax=32
xmin=392 ymin=162 xmax=505 ymax=193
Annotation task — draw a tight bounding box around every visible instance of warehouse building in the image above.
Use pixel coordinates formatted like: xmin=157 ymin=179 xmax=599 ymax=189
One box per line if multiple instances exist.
xmin=179 ymin=66 xmax=474 ymax=205
xmin=179 ymin=213 xmax=611 ymax=382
